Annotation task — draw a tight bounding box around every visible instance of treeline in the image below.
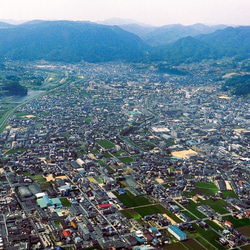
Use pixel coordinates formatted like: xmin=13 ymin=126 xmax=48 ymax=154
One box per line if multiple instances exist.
xmin=222 ymin=75 xmax=250 ymax=96
xmin=0 ymin=75 xmax=27 ymax=96
xmin=3 ymin=81 xmax=27 ymax=96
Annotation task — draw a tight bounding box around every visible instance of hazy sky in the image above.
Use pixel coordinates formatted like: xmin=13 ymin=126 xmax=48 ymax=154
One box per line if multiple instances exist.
xmin=1 ymin=0 xmax=250 ymax=26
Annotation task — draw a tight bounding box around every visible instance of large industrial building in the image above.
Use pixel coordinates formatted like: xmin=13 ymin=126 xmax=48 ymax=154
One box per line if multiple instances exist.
xmin=168 ymin=225 xmax=187 ymax=241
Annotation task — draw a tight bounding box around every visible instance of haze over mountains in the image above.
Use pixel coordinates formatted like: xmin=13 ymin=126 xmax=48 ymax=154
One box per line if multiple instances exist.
xmin=0 ymin=19 xmax=249 ymax=64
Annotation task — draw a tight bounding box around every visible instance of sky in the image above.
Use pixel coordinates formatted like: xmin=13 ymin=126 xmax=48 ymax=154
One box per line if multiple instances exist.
xmin=0 ymin=0 xmax=250 ymax=26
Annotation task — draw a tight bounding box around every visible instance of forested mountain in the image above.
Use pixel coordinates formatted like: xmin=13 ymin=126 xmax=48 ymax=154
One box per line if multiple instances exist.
xmin=0 ymin=20 xmax=149 ymax=63
xmin=222 ymin=75 xmax=250 ymax=96
xmin=150 ymin=26 xmax=250 ymax=64
xmin=140 ymin=23 xmax=228 ymax=46
xmin=0 ymin=21 xmax=249 ymax=65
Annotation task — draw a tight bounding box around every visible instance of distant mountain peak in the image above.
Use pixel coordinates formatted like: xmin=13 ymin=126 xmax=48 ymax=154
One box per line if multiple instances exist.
xmin=97 ymin=17 xmax=153 ymax=27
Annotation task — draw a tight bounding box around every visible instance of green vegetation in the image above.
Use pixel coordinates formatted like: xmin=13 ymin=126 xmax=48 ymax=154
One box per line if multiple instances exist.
xmin=206 ymin=220 xmax=224 ymax=231
xmin=222 ymin=190 xmax=238 ymax=198
xmin=30 ymin=174 xmax=51 ymax=190
xmin=118 ymin=157 xmax=134 ymax=163
xmin=60 ymin=198 xmax=71 ymax=207
xmin=98 ymin=160 xmax=114 ymax=173
xmin=195 ymin=182 xmax=219 ymax=196
xmin=200 ymin=199 xmax=228 ymax=214
xmin=23 ymin=171 xmax=32 ymax=176
xmin=121 ymin=204 xmax=182 ymax=223
xmin=222 ymin=74 xmax=250 ymax=96
xmin=223 ymin=215 xmax=250 ymax=228
xmin=5 ymin=148 xmax=26 ymax=155
xmin=115 ymin=190 xmax=151 ymax=208
xmin=192 ymin=224 xmax=224 ymax=250
xmin=0 ymin=176 xmax=7 ymax=182
xmin=97 ymin=140 xmax=115 ymax=149
xmin=184 ymin=200 xmax=206 ymax=219
xmin=156 ymin=63 xmax=188 ymax=75
xmin=54 ymin=220 xmax=61 ymax=225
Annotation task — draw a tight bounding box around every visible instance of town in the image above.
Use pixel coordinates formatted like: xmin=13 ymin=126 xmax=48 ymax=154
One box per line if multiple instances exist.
xmin=0 ymin=59 xmax=249 ymax=250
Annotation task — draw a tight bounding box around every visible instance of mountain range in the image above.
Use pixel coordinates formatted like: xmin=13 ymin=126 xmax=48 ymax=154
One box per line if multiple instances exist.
xmin=0 ymin=20 xmax=249 ymax=64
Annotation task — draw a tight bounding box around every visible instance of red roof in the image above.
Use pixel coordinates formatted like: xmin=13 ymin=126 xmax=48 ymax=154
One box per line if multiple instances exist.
xmin=98 ymin=203 xmax=111 ymax=209
xmin=225 ymin=220 xmax=233 ymax=226
xmin=62 ymin=230 xmax=71 ymax=237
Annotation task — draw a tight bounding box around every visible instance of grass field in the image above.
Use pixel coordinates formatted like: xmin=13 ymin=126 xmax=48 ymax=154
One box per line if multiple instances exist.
xmin=118 ymin=157 xmax=134 ymax=163
xmin=97 ymin=140 xmax=115 ymax=149
xmin=222 ymin=190 xmax=238 ymax=198
xmin=192 ymin=224 xmax=224 ymax=250
xmin=206 ymin=220 xmax=224 ymax=231
xmin=184 ymin=200 xmax=207 ymax=219
xmin=223 ymin=215 xmax=250 ymax=228
xmin=5 ymin=148 xmax=26 ymax=155
xmin=182 ymin=239 xmax=206 ymax=250
xmin=195 ymin=182 xmax=219 ymax=196
xmin=199 ymin=199 xmax=229 ymax=214
xmin=31 ymin=174 xmax=51 ymax=189
xmin=60 ymin=198 xmax=71 ymax=207
xmin=115 ymin=190 xmax=151 ymax=208
xmin=121 ymin=204 xmax=182 ymax=223
xmin=98 ymin=160 xmax=114 ymax=173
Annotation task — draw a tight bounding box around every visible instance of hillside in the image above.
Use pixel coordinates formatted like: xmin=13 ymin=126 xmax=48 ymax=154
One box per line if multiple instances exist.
xmin=0 ymin=20 xmax=149 ymax=63
xmin=150 ymin=26 xmax=250 ymax=64
xmin=141 ymin=23 xmax=228 ymax=46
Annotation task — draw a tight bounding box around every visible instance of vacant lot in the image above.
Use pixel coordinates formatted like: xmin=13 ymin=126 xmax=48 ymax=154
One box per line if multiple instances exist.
xmin=97 ymin=140 xmax=115 ymax=149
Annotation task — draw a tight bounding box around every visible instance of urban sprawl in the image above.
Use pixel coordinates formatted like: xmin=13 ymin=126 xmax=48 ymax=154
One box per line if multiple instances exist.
xmin=0 ymin=60 xmax=249 ymax=250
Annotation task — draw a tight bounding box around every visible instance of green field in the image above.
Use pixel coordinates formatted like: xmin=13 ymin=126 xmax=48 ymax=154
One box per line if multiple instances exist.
xmin=195 ymin=182 xmax=219 ymax=196
xmin=98 ymin=160 xmax=114 ymax=173
xmin=115 ymin=190 xmax=151 ymax=208
xmin=60 ymin=198 xmax=71 ymax=207
xmin=30 ymin=174 xmax=51 ymax=189
xmin=97 ymin=140 xmax=115 ymax=149
xmin=223 ymin=215 xmax=250 ymax=228
xmin=118 ymin=157 xmax=134 ymax=163
xmin=192 ymin=224 xmax=224 ymax=250
xmin=121 ymin=204 xmax=182 ymax=223
xmin=199 ymin=199 xmax=229 ymax=214
xmin=184 ymin=200 xmax=207 ymax=219
xmin=206 ymin=220 xmax=224 ymax=231
xmin=5 ymin=148 xmax=26 ymax=155
xmin=222 ymin=190 xmax=238 ymax=198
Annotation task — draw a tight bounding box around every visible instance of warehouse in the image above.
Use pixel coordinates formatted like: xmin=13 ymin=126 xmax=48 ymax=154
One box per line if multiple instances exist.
xmin=168 ymin=225 xmax=187 ymax=241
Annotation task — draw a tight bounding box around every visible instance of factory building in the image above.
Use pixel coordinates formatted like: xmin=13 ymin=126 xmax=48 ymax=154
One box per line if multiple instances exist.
xmin=168 ymin=225 xmax=187 ymax=241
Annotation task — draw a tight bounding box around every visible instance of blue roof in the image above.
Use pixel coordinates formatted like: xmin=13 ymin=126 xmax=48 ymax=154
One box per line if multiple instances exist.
xmin=135 ymin=236 xmax=145 ymax=243
xmin=168 ymin=225 xmax=186 ymax=237
xmin=43 ymin=195 xmax=51 ymax=205
xmin=150 ymin=227 xmax=158 ymax=232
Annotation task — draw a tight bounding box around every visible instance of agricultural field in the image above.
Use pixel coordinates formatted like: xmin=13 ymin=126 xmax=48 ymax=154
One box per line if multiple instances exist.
xmin=115 ymin=190 xmax=151 ymax=208
xmin=223 ymin=215 xmax=250 ymax=228
xmin=118 ymin=156 xmax=134 ymax=163
xmin=234 ymin=225 xmax=250 ymax=237
xmin=97 ymin=140 xmax=115 ymax=149
xmin=31 ymin=174 xmax=51 ymax=190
